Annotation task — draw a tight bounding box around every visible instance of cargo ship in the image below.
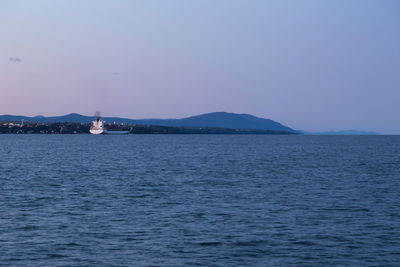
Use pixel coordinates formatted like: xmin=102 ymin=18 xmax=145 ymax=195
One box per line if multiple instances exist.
xmin=90 ymin=116 xmax=131 ymax=135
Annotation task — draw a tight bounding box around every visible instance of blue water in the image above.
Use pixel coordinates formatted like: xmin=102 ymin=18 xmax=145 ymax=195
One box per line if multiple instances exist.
xmin=1 ymin=135 xmax=400 ymax=266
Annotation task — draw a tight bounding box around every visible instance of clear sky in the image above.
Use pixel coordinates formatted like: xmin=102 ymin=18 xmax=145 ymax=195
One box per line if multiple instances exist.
xmin=1 ymin=0 xmax=399 ymax=133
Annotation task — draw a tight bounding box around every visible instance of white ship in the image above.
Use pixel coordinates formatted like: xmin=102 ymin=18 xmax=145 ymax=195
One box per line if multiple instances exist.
xmin=90 ymin=117 xmax=104 ymax=134
xmin=90 ymin=116 xmax=131 ymax=135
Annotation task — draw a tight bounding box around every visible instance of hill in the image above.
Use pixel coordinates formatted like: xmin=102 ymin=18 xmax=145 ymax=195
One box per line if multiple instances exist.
xmin=0 ymin=112 xmax=298 ymax=133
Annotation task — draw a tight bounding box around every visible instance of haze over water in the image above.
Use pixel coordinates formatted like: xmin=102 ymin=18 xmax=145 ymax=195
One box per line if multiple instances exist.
xmin=1 ymin=135 xmax=399 ymax=266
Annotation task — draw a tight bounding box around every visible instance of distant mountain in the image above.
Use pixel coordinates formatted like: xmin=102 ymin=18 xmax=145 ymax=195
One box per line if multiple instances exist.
xmin=136 ymin=112 xmax=297 ymax=132
xmin=0 ymin=112 xmax=298 ymax=133
xmin=0 ymin=113 xmax=94 ymax=123
xmin=303 ymin=130 xmax=379 ymax=135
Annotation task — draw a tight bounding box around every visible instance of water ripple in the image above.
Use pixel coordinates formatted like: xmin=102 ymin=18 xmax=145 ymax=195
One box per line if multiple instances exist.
xmin=0 ymin=135 xmax=400 ymax=266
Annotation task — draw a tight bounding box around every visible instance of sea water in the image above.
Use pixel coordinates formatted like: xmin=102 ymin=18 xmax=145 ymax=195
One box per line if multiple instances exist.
xmin=1 ymin=135 xmax=399 ymax=266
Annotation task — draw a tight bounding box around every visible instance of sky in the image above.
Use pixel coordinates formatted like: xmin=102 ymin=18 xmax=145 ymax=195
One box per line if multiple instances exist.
xmin=1 ymin=0 xmax=399 ymax=133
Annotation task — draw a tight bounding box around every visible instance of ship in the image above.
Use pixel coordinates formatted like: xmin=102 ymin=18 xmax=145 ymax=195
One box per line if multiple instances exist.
xmin=90 ymin=115 xmax=131 ymax=135
xmin=90 ymin=117 xmax=104 ymax=134
xmin=104 ymin=123 xmax=131 ymax=135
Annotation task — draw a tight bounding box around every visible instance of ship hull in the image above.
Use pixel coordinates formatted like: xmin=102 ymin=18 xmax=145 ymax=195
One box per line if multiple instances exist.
xmin=104 ymin=130 xmax=130 ymax=135
xmin=89 ymin=129 xmax=104 ymax=135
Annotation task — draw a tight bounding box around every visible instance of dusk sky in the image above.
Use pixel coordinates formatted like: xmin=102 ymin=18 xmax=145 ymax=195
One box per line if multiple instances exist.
xmin=1 ymin=0 xmax=399 ymax=133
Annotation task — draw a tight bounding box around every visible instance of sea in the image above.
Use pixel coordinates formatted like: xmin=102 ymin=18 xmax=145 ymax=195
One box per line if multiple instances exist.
xmin=1 ymin=135 xmax=399 ymax=266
